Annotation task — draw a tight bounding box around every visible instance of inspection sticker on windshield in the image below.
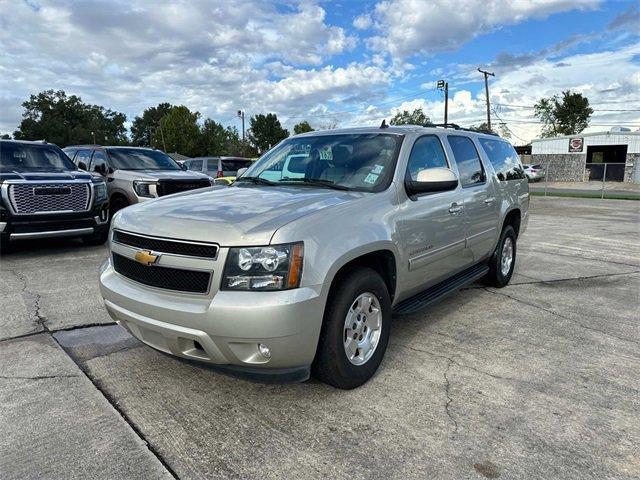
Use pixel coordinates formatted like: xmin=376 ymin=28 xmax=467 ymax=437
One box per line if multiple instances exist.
xmin=371 ymin=164 xmax=384 ymax=174
xmin=364 ymin=173 xmax=379 ymax=184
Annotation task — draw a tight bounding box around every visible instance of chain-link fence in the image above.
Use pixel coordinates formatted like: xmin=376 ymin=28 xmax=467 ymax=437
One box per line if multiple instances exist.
xmin=532 ymin=162 xmax=639 ymax=200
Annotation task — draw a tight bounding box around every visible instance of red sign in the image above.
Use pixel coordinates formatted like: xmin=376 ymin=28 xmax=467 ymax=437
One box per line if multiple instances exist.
xmin=569 ymin=137 xmax=583 ymax=152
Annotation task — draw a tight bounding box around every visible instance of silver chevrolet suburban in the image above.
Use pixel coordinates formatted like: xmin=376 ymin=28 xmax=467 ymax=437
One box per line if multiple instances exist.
xmin=99 ymin=125 xmax=529 ymax=389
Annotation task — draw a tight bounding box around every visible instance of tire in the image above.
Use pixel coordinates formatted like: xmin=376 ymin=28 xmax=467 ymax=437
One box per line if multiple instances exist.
xmin=82 ymin=226 xmax=109 ymax=246
xmin=109 ymin=196 xmax=129 ymax=221
xmin=484 ymin=225 xmax=517 ymax=288
xmin=312 ymin=267 xmax=392 ymax=389
xmin=0 ymin=234 xmax=10 ymax=255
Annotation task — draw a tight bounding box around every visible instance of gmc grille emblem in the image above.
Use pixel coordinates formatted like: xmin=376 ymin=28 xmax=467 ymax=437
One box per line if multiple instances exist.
xmin=33 ymin=187 xmax=72 ymax=196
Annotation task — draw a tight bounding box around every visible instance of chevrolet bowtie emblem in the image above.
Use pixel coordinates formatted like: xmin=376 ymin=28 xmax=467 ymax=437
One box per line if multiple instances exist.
xmin=134 ymin=250 xmax=160 ymax=266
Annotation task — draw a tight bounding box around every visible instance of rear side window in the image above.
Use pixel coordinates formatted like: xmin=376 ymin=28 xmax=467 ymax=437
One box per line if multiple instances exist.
xmin=478 ymin=138 xmax=526 ymax=181
xmin=89 ymin=150 xmax=108 ymax=174
xmin=221 ymin=159 xmax=253 ymax=173
xmin=188 ymin=159 xmax=204 ymax=171
xmin=447 ymin=136 xmax=485 ymax=187
xmin=406 ymin=135 xmax=448 ymax=181
xmin=75 ymin=150 xmax=93 ymax=170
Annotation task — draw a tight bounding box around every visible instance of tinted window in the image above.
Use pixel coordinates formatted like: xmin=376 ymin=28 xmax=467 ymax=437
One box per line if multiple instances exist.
xmin=90 ymin=150 xmax=108 ymax=175
xmin=107 ymin=148 xmax=180 ymax=171
xmin=75 ymin=149 xmax=93 ymax=170
xmin=246 ymin=134 xmax=403 ymax=192
xmin=221 ymin=159 xmax=253 ymax=173
xmin=188 ymin=159 xmax=204 ymax=171
xmin=0 ymin=143 xmax=76 ymax=171
xmin=447 ymin=136 xmax=485 ymax=187
xmin=406 ymin=135 xmax=448 ymax=181
xmin=478 ymin=138 xmax=526 ymax=181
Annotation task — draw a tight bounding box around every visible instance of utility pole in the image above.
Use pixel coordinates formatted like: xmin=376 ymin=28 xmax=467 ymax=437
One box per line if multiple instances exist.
xmin=437 ymin=80 xmax=449 ymax=124
xmin=237 ymin=110 xmax=245 ymax=156
xmin=158 ymin=122 xmax=167 ymax=152
xmin=478 ymin=68 xmax=495 ymax=130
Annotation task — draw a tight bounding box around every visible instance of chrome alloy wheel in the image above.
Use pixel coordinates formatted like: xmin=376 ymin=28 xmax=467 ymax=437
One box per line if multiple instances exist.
xmin=501 ymin=236 xmax=514 ymax=277
xmin=343 ymin=292 xmax=383 ymax=366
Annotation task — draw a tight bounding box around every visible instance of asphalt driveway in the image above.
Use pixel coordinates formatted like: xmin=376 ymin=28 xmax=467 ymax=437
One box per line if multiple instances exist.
xmin=1 ymin=196 xmax=638 ymax=479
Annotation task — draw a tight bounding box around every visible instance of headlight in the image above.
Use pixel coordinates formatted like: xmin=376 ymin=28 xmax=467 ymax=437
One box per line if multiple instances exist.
xmin=222 ymin=242 xmax=303 ymax=291
xmin=133 ymin=180 xmax=155 ymax=198
xmin=94 ymin=182 xmax=107 ymax=203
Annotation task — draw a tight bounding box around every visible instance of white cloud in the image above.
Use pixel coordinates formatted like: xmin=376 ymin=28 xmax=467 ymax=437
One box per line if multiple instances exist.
xmin=0 ymin=0 xmax=364 ymax=133
xmin=366 ymin=0 xmax=599 ymax=60
xmin=353 ymin=13 xmax=373 ymax=30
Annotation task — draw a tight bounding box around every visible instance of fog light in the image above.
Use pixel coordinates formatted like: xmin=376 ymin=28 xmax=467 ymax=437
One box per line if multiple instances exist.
xmin=258 ymin=343 xmax=271 ymax=359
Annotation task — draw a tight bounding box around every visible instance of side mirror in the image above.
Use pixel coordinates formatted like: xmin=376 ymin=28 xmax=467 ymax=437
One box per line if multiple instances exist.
xmin=94 ymin=164 xmax=106 ymax=175
xmin=77 ymin=161 xmax=88 ymax=171
xmin=180 ymin=163 xmax=187 ymax=170
xmin=236 ymin=167 xmax=248 ymax=178
xmin=405 ymin=168 xmax=458 ymax=196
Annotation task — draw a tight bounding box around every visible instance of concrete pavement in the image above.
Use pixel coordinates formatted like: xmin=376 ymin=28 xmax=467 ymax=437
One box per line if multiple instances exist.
xmin=1 ymin=196 xmax=638 ymax=479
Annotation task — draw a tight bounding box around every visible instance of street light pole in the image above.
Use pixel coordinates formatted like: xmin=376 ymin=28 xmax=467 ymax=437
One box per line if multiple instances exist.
xmin=237 ymin=110 xmax=245 ymax=156
xmin=478 ymin=68 xmax=495 ymax=130
xmin=437 ymin=80 xmax=449 ymax=124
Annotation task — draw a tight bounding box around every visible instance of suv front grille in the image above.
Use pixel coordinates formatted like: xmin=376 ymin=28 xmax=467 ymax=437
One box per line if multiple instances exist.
xmin=9 ymin=183 xmax=90 ymax=214
xmin=156 ymin=179 xmax=211 ymax=197
xmin=112 ymin=253 xmax=211 ymax=294
xmin=113 ymin=230 xmax=218 ymax=258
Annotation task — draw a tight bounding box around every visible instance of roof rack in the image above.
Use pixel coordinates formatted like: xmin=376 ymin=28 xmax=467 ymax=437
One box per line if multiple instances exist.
xmin=433 ymin=123 xmax=500 ymax=136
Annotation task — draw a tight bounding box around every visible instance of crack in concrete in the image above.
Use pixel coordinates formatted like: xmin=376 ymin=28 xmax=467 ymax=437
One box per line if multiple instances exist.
xmin=392 ymin=342 xmax=516 ymax=381
xmin=443 ymin=359 xmax=458 ymax=437
xmin=482 ymin=288 xmax=640 ymax=347
xmin=0 ymin=374 xmax=80 ymax=381
xmin=527 ymin=249 xmax=640 ymax=269
xmin=464 ymin=270 xmax=640 ymax=290
xmin=6 ymin=269 xmax=50 ymax=334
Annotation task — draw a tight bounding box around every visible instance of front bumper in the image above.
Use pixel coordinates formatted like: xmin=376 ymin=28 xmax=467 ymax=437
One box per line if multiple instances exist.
xmin=99 ymin=257 xmax=327 ymax=373
xmin=1 ymin=203 xmax=109 ymax=241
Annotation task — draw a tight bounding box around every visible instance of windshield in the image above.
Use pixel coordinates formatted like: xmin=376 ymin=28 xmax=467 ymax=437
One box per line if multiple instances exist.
xmin=107 ymin=148 xmax=181 ymax=171
xmin=242 ymin=133 xmax=403 ymax=192
xmin=0 ymin=142 xmax=76 ymax=172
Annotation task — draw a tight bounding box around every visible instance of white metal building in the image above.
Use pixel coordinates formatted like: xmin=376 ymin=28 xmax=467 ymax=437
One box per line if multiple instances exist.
xmin=531 ymin=129 xmax=640 ymax=183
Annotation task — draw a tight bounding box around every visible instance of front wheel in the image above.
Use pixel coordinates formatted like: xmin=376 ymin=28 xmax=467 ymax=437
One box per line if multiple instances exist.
xmin=312 ymin=267 xmax=391 ymax=389
xmin=484 ymin=225 xmax=517 ymax=288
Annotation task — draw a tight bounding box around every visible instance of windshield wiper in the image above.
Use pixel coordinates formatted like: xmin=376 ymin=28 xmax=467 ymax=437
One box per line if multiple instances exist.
xmin=280 ymin=177 xmax=352 ymax=191
xmin=235 ymin=176 xmax=277 ymax=186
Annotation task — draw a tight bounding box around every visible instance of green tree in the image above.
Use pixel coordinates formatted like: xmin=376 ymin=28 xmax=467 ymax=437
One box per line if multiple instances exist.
xmin=469 ymin=122 xmax=511 ymax=139
xmin=196 ymin=118 xmax=229 ymax=156
xmin=534 ymin=90 xmax=593 ymax=137
xmin=13 ymin=90 xmax=127 ymax=147
xmin=293 ymin=120 xmax=314 ymax=134
xmin=248 ymin=113 xmax=289 ymax=153
xmin=389 ymin=107 xmax=433 ymax=127
xmin=130 ymin=102 xmax=173 ymax=146
xmin=154 ymin=105 xmax=200 ymax=156
xmin=1 ymin=134 xmax=11 ymax=139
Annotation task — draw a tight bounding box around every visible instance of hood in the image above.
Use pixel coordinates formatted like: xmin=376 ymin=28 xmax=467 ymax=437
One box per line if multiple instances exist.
xmin=114 ymin=184 xmax=365 ymax=246
xmin=0 ymin=170 xmax=93 ymax=183
xmin=113 ymin=169 xmax=211 ymax=181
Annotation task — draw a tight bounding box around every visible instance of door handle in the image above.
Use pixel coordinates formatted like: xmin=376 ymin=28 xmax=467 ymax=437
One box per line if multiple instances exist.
xmin=484 ymin=197 xmax=496 ymax=204
xmin=448 ymin=203 xmax=463 ymax=214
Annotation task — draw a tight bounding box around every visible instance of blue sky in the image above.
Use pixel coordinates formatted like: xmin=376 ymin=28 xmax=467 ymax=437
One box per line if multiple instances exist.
xmin=1 ymin=0 xmax=638 ymax=144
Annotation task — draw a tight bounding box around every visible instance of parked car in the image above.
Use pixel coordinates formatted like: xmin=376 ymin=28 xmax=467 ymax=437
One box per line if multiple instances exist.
xmin=183 ymin=156 xmax=254 ymax=185
xmin=522 ymin=163 xmax=545 ymax=182
xmin=63 ymin=146 xmax=213 ymax=218
xmin=0 ymin=139 xmax=109 ymax=252
xmin=99 ymin=125 xmax=529 ymax=389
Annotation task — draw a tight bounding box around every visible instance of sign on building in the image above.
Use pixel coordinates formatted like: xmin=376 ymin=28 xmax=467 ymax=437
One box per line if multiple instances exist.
xmin=569 ymin=137 xmax=584 ymax=152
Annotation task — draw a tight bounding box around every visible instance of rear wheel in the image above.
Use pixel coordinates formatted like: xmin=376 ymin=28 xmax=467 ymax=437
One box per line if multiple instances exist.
xmin=484 ymin=225 xmax=516 ymax=288
xmin=312 ymin=267 xmax=391 ymax=389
